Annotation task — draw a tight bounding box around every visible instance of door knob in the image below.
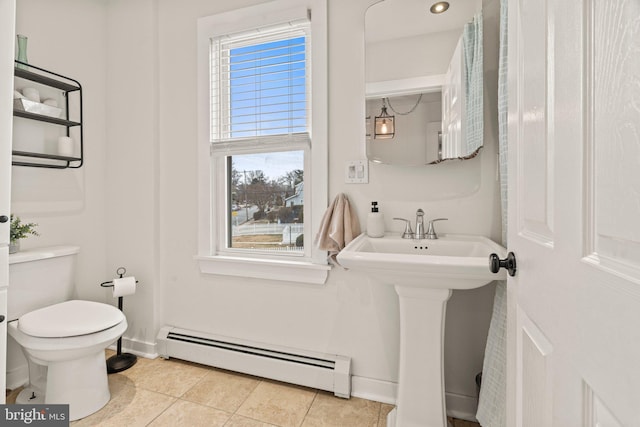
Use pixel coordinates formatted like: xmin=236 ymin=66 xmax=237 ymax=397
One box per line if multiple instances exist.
xmin=0 ymin=215 xmax=8 ymax=223
xmin=489 ymin=252 xmax=517 ymax=277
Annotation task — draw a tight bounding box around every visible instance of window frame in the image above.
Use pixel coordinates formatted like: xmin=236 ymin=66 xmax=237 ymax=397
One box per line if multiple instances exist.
xmin=196 ymin=0 xmax=329 ymax=285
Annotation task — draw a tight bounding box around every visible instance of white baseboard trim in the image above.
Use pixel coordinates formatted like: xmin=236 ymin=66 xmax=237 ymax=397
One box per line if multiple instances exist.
xmin=108 ymin=336 xmax=158 ymax=359
xmin=445 ymin=392 xmax=479 ymax=422
xmin=351 ymin=375 xmax=397 ymax=404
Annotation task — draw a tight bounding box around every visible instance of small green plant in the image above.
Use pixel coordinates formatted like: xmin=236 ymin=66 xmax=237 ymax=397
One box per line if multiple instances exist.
xmin=10 ymin=214 xmax=39 ymax=243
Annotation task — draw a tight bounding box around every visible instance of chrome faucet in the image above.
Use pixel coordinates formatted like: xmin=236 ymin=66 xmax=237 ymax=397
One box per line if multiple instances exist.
xmin=394 ymin=210 xmax=449 ymax=239
xmin=414 ymin=209 xmax=426 ymax=239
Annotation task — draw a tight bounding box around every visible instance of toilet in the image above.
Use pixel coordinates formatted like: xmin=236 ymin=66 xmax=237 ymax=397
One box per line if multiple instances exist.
xmin=7 ymin=246 xmax=128 ymax=421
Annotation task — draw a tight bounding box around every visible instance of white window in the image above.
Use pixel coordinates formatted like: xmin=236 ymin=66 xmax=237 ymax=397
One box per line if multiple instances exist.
xmin=196 ymin=0 xmax=329 ymax=284
xmin=212 ymin=23 xmax=308 ymax=255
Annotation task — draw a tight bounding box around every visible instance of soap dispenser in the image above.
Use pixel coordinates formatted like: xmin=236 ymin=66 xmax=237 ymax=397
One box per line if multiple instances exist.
xmin=367 ymin=201 xmax=385 ymax=238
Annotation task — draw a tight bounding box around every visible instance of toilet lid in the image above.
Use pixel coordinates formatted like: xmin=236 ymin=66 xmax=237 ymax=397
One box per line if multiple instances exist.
xmin=18 ymin=300 xmax=125 ymax=338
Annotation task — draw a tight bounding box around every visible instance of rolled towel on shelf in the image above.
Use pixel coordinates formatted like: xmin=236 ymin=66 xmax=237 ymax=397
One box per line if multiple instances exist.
xmin=22 ymin=87 xmax=40 ymax=103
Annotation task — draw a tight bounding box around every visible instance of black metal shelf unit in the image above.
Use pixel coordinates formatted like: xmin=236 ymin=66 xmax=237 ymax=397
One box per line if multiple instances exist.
xmin=12 ymin=60 xmax=83 ymax=169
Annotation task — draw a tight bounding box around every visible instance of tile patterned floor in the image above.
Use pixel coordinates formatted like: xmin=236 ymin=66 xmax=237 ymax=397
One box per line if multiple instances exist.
xmin=6 ymin=350 xmax=480 ymax=427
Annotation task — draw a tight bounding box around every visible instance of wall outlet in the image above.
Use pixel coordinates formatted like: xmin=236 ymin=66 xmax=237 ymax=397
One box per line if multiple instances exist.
xmin=345 ymin=160 xmax=369 ymax=184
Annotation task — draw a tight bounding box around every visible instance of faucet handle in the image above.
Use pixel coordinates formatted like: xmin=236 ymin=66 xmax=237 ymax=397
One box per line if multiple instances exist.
xmin=426 ymin=218 xmax=448 ymax=239
xmin=393 ymin=217 xmax=414 ymax=239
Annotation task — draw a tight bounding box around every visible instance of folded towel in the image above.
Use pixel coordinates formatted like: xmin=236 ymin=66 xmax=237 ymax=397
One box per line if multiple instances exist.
xmin=314 ymin=193 xmax=361 ymax=264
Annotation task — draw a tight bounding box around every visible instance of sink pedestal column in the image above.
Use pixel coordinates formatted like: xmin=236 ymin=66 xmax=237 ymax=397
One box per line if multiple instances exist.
xmin=389 ymin=286 xmax=453 ymax=427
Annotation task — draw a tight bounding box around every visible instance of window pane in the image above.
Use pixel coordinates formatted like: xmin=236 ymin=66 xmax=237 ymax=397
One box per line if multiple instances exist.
xmin=229 ymin=151 xmax=304 ymax=253
xmin=226 ymin=35 xmax=308 ymax=139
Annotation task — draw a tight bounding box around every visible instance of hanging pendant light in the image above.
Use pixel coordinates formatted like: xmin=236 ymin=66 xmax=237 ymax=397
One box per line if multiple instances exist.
xmin=374 ymin=98 xmax=395 ymax=139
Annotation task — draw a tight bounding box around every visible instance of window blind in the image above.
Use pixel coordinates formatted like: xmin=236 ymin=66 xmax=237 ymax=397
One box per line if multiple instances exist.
xmin=210 ymin=20 xmax=311 ymax=146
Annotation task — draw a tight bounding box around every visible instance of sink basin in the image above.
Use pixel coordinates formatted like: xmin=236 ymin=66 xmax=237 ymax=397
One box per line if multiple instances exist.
xmin=337 ymin=233 xmax=507 ymax=288
xmin=338 ymin=232 xmax=506 ymax=427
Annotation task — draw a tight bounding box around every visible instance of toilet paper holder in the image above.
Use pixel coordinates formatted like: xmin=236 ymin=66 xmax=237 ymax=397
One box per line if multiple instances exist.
xmin=100 ymin=267 xmax=139 ymax=374
xmin=100 ymin=267 xmax=139 ymax=288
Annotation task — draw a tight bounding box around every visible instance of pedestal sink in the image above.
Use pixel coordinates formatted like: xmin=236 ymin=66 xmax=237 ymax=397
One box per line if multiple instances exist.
xmin=337 ymin=233 xmax=506 ymax=427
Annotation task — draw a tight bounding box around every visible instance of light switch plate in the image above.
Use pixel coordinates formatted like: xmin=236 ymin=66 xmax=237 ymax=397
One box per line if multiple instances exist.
xmin=345 ymin=160 xmax=369 ymax=184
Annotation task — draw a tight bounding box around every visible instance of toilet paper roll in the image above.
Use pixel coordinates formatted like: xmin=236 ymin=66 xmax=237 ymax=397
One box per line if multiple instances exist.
xmin=112 ymin=276 xmax=137 ymax=298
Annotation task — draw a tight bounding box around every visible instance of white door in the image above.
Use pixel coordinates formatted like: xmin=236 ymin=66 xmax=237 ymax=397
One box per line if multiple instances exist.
xmin=0 ymin=0 xmax=16 ymax=404
xmin=506 ymin=0 xmax=640 ymax=426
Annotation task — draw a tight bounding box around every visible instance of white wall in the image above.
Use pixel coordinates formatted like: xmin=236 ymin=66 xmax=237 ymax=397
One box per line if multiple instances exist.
xmin=104 ymin=0 xmax=160 ymax=356
xmin=13 ymin=0 xmax=109 ymax=304
xmin=10 ymin=0 xmax=502 ymax=416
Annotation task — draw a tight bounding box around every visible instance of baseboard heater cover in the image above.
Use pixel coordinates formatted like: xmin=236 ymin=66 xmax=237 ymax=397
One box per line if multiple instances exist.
xmin=156 ymin=326 xmax=351 ymax=398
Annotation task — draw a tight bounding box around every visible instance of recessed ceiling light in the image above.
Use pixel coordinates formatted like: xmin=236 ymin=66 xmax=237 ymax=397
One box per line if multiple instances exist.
xmin=430 ymin=1 xmax=450 ymax=14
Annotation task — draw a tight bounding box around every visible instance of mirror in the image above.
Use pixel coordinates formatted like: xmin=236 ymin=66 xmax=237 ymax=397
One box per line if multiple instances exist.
xmin=365 ymin=0 xmax=484 ymax=165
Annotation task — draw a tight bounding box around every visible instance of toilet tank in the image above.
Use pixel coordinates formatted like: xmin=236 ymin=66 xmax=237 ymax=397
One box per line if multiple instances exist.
xmin=8 ymin=246 xmax=80 ymax=321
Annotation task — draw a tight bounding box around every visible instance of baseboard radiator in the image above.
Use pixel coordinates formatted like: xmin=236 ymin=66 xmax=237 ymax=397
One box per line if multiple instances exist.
xmin=156 ymin=326 xmax=351 ymax=398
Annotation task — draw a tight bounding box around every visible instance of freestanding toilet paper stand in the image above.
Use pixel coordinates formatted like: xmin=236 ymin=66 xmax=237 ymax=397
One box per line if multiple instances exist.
xmin=101 ymin=267 xmax=139 ymax=373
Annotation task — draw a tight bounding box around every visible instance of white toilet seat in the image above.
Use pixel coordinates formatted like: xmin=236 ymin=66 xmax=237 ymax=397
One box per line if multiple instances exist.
xmin=18 ymin=300 xmax=124 ymax=338
xmin=8 ymin=318 xmax=127 ymax=356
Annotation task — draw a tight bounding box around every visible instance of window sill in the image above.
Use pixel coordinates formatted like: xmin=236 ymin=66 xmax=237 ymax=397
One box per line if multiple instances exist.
xmin=195 ymin=255 xmax=331 ymax=285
